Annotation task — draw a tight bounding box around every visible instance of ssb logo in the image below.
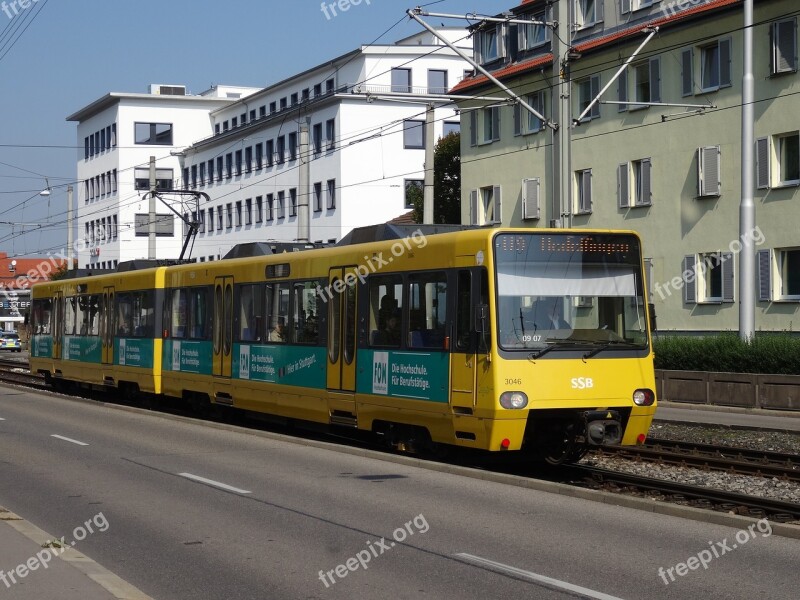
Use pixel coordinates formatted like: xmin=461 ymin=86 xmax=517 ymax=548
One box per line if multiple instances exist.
xmin=372 ymin=352 xmax=388 ymax=395
xmin=571 ymin=377 xmax=594 ymax=389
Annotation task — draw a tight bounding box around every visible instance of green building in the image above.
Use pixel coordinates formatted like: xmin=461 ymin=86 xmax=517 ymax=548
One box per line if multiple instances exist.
xmin=454 ymin=0 xmax=799 ymax=333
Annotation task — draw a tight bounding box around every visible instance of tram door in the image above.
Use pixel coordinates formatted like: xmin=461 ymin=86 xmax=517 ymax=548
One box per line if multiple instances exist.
xmin=213 ymin=276 xmax=234 ymax=378
xmin=326 ymin=267 xmax=357 ymax=418
xmin=52 ymin=291 xmax=63 ymax=360
xmin=451 ymin=270 xmax=477 ymax=410
xmin=101 ymin=286 xmax=115 ymax=365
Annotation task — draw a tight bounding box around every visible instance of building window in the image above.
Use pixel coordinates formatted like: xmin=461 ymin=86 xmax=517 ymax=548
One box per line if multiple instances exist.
xmin=683 ymin=253 xmax=734 ymax=304
xmin=255 ymin=143 xmax=263 ymax=169
xmin=208 ymin=207 xmax=214 ymax=232
xmin=575 ymin=169 xmax=593 ymax=214
xmin=199 ymin=210 xmax=206 ymax=234
xmin=391 ymin=68 xmax=412 ymax=93
xmin=518 ymin=11 xmax=549 ymax=50
xmin=314 ymin=83 xmax=322 ymax=97
xmin=235 ymin=150 xmax=243 ymax=176
xmin=235 ymin=201 xmax=242 ymax=227
xmin=277 ymin=191 xmax=285 ymax=218
xmin=288 ymin=132 xmax=297 ymax=161
xmin=134 ymin=122 xmax=173 ymax=145
xmin=111 ymin=123 xmax=117 ymax=147
xmin=700 ymin=39 xmax=732 ymax=92
xmin=250 ymin=109 xmax=256 ymax=122
xmin=199 ymin=162 xmax=206 ymax=186
xmin=223 ymin=121 xmax=229 ymax=132
xmin=326 ymin=78 xmax=334 ymax=94
xmin=266 ymin=139 xmax=275 ymax=167
xmin=469 ymin=185 xmax=501 ymax=225
xmin=405 ymin=179 xmax=423 ymax=209
xmin=771 ymin=18 xmax=797 ymax=75
xmin=514 ymin=91 xmax=546 ymax=135
xmin=280 ymin=97 xmax=287 ymax=111
xmin=443 ymin=121 xmax=460 ymax=136
xmin=112 ymin=169 xmax=117 ymax=193
xmin=270 ymin=101 xmax=277 ymax=114
xmin=475 ymin=24 xmax=505 ymax=64
xmin=403 ymin=120 xmax=425 ymax=149
xmin=215 ymin=123 xmax=221 ymax=135
xmin=256 ymin=196 xmax=263 ymax=223
xmin=267 ymin=194 xmax=274 ymax=221
xmin=216 ymin=157 xmax=223 ymax=181
xmin=697 ymin=146 xmax=721 ymax=197
xmin=327 ymin=179 xmax=336 ymax=209
xmin=289 ymin=188 xmax=297 ymax=217
xmin=290 ymin=92 xmax=298 ymax=106
xmin=225 ymin=153 xmax=233 ymax=179
xmin=226 ymin=203 xmax=233 ymax=229
xmin=619 ymin=58 xmax=661 ymax=110
xmin=208 ymin=159 xmax=215 ymax=184
xmin=277 ymin=136 xmax=285 ymax=164
xmin=576 ymin=75 xmax=600 ymax=121
xmin=231 ymin=117 xmax=238 ymax=129
xmin=762 ymin=248 xmax=800 ymax=301
xmin=134 ymin=213 xmax=174 ymax=237
xmin=427 ymin=69 xmax=447 ymax=94
xmin=245 ymin=147 xmax=253 ymax=173
xmin=314 ymin=182 xmax=323 ymax=212
xmin=631 ymin=159 xmax=652 ymax=206
xmin=313 ymin=123 xmax=322 ymax=156
xmin=217 ymin=206 xmax=223 ymax=230
xmin=134 ymin=168 xmax=173 ymax=191
xmin=326 ymin=119 xmax=336 ymax=150
xmin=574 ymin=0 xmax=600 ymax=29
xmin=777 ymin=132 xmax=800 ymax=185
xmin=259 ymin=106 xmax=266 ymax=118
xmin=191 ymin=165 xmax=198 ymax=189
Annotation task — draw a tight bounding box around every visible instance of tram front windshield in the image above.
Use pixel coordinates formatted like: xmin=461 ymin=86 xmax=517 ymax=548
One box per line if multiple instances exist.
xmin=494 ymin=233 xmax=648 ymax=352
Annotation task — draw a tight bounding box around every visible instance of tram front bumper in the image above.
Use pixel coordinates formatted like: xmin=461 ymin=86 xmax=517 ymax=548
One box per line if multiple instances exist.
xmin=583 ymin=410 xmax=622 ymax=445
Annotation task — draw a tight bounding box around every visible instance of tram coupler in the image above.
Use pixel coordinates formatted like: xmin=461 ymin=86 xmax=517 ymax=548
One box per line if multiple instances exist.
xmin=583 ymin=410 xmax=622 ymax=446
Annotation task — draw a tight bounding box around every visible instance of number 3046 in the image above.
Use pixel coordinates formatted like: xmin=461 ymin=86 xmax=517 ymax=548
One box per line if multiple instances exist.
xmin=505 ymin=378 xmax=522 ymax=385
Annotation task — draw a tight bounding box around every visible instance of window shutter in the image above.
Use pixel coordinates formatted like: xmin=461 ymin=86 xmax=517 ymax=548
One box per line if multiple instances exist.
xmin=618 ymin=163 xmax=630 ymax=208
xmin=492 ymin=107 xmax=501 ymax=141
xmin=470 ymin=190 xmax=479 ymax=225
xmin=641 ymin=159 xmax=652 ymax=205
xmin=492 ymin=185 xmax=502 ymax=224
xmin=756 ymin=137 xmax=771 ymax=189
xmin=522 ymin=178 xmax=540 ymax=220
xmin=698 ymin=146 xmax=721 ymax=196
xmin=590 ymin=76 xmax=601 ymax=119
xmin=683 ymin=256 xmax=697 ymax=304
xmin=681 ymin=48 xmax=694 ymax=96
xmin=618 ymin=68 xmax=628 ymax=112
xmin=719 ymin=38 xmax=732 ymax=87
xmin=772 ymin=19 xmax=797 ymax=74
xmin=722 ymin=252 xmax=735 ymax=302
xmin=517 ymin=22 xmax=526 ymax=51
xmin=513 ymin=103 xmax=521 ymax=136
xmin=650 ymin=58 xmax=662 ymax=103
xmin=758 ymin=249 xmax=772 ymax=302
xmin=582 ymin=170 xmax=593 ymax=212
xmin=597 ymin=0 xmax=604 ymax=21
xmin=621 ymin=0 xmax=631 ymax=15
xmin=470 ymin=111 xmax=478 ymax=147
xmin=497 ymin=24 xmax=507 ymax=59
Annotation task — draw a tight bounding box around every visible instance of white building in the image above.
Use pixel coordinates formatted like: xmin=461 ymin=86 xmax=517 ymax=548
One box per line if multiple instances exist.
xmin=67 ymin=84 xmax=260 ymax=269
xmin=179 ymin=28 xmax=471 ymax=261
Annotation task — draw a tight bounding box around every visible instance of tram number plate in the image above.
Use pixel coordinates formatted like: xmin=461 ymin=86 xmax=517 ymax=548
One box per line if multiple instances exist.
xmin=521 ymin=335 xmax=541 ymax=342
xmin=505 ymin=378 xmax=522 ymax=386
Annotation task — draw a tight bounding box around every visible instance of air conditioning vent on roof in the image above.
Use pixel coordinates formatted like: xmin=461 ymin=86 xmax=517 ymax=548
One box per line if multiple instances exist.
xmin=149 ymin=84 xmax=186 ymax=96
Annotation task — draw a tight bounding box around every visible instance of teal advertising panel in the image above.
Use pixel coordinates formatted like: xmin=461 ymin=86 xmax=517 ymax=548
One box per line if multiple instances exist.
xmin=31 ymin=335 xmax=53 ymax=358
xmin=162 ymin=340 xmax=213 ymax=375
xmin=115 ymin=338 xmax=155 ymax=369
xmin=233 ymin=344 xmax=326 ymax=390
xmin=62 ymin=336 xmax=102 ymax=363
xmin=356 ymin=350 xmax=449 ymax=403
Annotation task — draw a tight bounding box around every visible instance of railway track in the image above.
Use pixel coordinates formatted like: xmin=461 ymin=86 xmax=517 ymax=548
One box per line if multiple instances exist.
xmin=2 ymin=358 xmax=799 ymax=524
xmin=593 ymin=438 xmax=800 ymax=482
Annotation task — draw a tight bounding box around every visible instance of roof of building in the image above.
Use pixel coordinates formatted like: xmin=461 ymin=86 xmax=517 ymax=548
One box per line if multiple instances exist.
xmin=451 ymin=0 xmax=739 ymax=94
xmin=66 ymin=91 xmax=239 ymax=123
xmin=389 ymin=211 xmax=418 ymax=225
xmin=0 ymin=252 xmax=69 ymax=290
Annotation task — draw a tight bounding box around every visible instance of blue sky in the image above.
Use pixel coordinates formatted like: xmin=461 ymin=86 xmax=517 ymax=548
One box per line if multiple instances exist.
xmin=0 ymin=0 xmax=514 ymax=257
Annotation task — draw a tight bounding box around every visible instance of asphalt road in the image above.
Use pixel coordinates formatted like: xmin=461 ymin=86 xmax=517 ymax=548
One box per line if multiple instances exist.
xmin=1 ymin=386 xmax=799 ymax=600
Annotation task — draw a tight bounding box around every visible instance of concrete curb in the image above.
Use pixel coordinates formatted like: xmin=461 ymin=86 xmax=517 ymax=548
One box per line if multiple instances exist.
xmin=16 ymin=385 xmax=800 ymax=542
xmin=0 ymin=507 xmax=154 ymax=600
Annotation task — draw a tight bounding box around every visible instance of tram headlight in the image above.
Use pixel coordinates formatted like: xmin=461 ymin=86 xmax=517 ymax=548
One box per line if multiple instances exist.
xmin=499 ymin=391 xmax=528 ymax=409
xmin=632 ymin=389 xmax=655 ymax=406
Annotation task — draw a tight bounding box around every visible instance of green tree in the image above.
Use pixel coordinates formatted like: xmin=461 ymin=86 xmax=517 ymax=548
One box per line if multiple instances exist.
xmin=46 ymin=262 xmax=71 ymax=281
xmin=411 ymin=132 xmax=461 ymax=224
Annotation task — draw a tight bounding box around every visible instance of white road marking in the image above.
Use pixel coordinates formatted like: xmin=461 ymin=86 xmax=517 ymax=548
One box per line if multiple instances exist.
xmin=455 ymin=553 xmax=627 ymax=600
xmin=0 ymin=417 xmax=5 ymax=420
xmin=51 ymin=434 xmax=89 ymax=446
xmin=178 ymin=473 xmax=252 ymax=494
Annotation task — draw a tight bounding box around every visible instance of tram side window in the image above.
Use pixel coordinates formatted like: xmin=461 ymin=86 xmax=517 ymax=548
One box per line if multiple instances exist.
xmin=65 ymin=296 xmax=77 ymax=336
xmin=368 ymin=275 xmax=403 ymax=347
xmin=266 ymin=283 xmax=290 ymax=343
xmin=479 ymin=268 xmax=491 ymax=352
xmin=171 ymin=289 xmax=188 ymax=339
xmin=77 ymin=295 xmax=100 ymax=336
xmin=292 ymin=281 xmax=320 ymax=344
xmin=455 ymin=271 xmax=471 ymax=351
xmin=187 ymin=288 xmax=209 ymax=340
xmin=117 ymin=292 xmax=155 ymax=337
xmin=407 ymin=273 xmax=447 ymax=350
xmin=32 ymin=298 xmax=52 ymax=335
xmin=238 ymin=284 xmax=263 ymax=342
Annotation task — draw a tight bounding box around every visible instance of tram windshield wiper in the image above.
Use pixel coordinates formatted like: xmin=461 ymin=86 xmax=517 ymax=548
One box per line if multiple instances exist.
xmin=581 ymin=340 xmax=644 ymax=360
xmin=528 ymin=339 xmax=588 ymax=360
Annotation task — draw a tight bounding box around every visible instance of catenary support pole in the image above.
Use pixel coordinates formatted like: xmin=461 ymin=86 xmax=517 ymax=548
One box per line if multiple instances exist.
xmin=740 ymin=0 xmax=755 ymax=339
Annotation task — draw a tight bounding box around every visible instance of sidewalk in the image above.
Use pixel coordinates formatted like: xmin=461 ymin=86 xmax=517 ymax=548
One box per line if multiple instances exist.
xmin=0 ymin=507 xmax=152 ymax=600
